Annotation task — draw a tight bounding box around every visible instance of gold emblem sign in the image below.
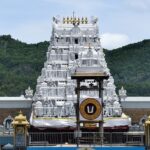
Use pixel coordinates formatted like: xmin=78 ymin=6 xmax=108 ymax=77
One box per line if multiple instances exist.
xmin=80 ymin=98 xmax=102 ymax=120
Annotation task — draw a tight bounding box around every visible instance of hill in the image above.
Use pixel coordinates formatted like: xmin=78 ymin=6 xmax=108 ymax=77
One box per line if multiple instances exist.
xmin=0 ymin=35 xmax=150 ymax=96
xmin=105 ymin=39 xmax=150 ymax=96
xmin=0 ymin=35 xmax=49 ymax=96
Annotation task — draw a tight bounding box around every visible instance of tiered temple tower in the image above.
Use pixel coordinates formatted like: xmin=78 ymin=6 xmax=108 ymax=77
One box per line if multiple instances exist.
xmin=30 ymin=16 xmax=128 ymax=128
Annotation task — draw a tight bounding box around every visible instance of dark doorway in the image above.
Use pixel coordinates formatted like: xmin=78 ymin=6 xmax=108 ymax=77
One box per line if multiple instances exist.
xmin=75 ymin=53 xmax=78 ymax=59
xmin=75 ymin=38 xmax=78 ymax=44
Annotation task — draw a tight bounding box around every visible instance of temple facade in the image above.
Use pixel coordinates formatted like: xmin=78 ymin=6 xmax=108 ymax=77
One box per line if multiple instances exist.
xmin=30 ymin=16 xmax=129 ymax=129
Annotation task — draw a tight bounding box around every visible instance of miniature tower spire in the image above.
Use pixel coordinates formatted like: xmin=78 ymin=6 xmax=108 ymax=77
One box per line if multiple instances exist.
xmin=119 ymin=86 xmax=127 ymax=101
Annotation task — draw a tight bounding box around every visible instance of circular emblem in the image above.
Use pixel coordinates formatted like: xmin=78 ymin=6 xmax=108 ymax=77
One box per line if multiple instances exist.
xmin=80 ymin=98 xmax=102 ymax=120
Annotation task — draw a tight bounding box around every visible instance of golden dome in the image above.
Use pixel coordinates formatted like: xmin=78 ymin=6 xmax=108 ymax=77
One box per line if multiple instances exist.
xmin=145 ymin=115 xmax=150 ymax=125
xmin=12 ymin=111 xmax=29 ymax=127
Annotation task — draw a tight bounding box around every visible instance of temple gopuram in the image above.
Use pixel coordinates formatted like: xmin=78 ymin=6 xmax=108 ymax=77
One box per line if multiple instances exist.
xmin=29 ymin=16 xmax=131 ymax=131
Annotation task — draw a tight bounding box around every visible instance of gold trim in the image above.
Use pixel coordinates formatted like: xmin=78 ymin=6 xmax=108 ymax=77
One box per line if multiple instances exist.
xmin=80 ymin=98 xmax=102 ymax=120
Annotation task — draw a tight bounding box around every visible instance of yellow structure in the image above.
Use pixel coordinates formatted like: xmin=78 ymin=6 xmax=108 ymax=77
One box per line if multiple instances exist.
xmin=12 ymin=111 xmax=29 ymax=149
xmin=63 ymin=17 xmax=88 ymax=24
xmin=145 ymin=115 xmax=150 ymax=147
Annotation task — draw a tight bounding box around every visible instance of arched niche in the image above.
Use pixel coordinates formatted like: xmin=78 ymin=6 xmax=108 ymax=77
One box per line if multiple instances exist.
xmin=3 ymin=115 xmax=13 ymax=132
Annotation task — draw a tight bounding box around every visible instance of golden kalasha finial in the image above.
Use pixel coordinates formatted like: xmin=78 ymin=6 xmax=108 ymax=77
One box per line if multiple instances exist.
xmin=72 ymin=17 xmax=76 ymax=25
xmin=77 ymin=18 xmax=80 ymax=24
xmin=67 ymin=17 xmax=69 ymax=24
xmin=70 ymin=17 xmax=73 ymax=23
xmin=81 ymin=17 xmax=84 ymax=24
xmin=85 ymin=17 xmax=88 ymax=24
xmin=74 ymin=17 xmax=77 ymax=22
xmin=63 ymin=17 xmax=66 ymax=24
xmin=19 ymin=110 xmax=22 ymax=115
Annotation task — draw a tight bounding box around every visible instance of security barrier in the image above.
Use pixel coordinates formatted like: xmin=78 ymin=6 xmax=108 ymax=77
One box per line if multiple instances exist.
xmin=28 ymin=132 xmax=144 ymax=146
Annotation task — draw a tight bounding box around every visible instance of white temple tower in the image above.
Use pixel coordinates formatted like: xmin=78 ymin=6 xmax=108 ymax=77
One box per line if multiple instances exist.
xmin=30 ymin=16 xmax=130 ymax=129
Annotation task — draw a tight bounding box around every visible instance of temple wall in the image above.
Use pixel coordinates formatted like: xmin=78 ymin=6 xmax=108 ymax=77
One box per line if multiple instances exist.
xmin=0 ymin=108 xmax=31 ymax=124
xmin=122 ymin=108 xmax=150 ymax=124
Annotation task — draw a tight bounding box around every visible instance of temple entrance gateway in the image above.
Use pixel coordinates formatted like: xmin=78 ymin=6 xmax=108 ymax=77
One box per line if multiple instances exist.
xmin=30 ymin=15 xmax=131 ymax=134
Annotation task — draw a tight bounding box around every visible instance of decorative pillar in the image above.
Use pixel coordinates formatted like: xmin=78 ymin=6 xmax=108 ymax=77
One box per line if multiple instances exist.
xmin=145 ymin=116 xmax=150 ymax=149
xmin=12 ymin=111 xmax=29 ymax=150
xmin=99 ymin=80 xmax=104 ymax=145
xmin=76 ymin=80 xmax=80 ymax=147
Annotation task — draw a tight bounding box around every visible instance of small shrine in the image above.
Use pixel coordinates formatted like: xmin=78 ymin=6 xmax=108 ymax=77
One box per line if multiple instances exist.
xmin=12 ymin=111 xmax=29 ymax=150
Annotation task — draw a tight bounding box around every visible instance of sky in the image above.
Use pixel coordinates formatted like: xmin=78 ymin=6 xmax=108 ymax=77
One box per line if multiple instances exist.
xmin=0 ymin=0 xmax=150 ymax=50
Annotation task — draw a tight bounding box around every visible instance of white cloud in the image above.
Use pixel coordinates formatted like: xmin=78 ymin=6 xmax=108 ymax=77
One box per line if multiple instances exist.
xmin=101 ymin=33 xmax=130 ymax=50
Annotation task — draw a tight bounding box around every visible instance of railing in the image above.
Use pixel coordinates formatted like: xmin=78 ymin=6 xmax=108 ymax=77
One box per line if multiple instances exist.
xmin=29 ymin=132 xmax=144 ymax=146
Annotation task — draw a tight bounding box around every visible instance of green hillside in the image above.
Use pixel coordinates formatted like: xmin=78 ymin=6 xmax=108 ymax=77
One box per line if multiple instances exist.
xmin=0 ymin=35 xmax=49 ymax=96
xmin=0 ymin=35 xmax=150 ymax=96
xmin=105 ymin=39 xmax=150 ymax=96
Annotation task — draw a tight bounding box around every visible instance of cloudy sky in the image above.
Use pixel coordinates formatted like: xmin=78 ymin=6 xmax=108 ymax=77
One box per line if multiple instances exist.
xmin=0 ymin=0 xmax=149 ymax=50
